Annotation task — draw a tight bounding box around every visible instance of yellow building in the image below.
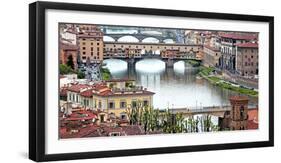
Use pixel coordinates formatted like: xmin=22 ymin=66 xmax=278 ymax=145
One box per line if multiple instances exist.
xmin=67 ymin=80 xmax=154 ymax=120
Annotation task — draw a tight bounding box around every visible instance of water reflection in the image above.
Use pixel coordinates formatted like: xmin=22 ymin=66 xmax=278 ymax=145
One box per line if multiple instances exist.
xmin=135 ymin=59 xmax=165 ymax=74
xmin=103 ymin=59 xmax=128 ymax=78
xmin=103 ymin=58 xmax=257 ymax=109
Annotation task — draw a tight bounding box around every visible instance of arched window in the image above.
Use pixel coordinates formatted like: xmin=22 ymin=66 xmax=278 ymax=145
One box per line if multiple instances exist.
xmin=240 ymin=106 xmax=244 ymax=120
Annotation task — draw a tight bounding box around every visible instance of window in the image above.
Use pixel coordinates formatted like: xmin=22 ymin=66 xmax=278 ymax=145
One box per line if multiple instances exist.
xmin=97 ymin=43 xmax=99 ymax=45
xmin=108 ymin=101 xmax=115 ymax=109
xmin=240 ymin=106 xmax=245 ymax=120
xmin=91 ymin=47 xmax=93 ymax=51
xmin=97 ymin=47 xmax=99 ymax=51
xmin=82 ymin=52 xmax=86 ymax=55
xmin=91 ymin=42 xmax=93 ymax=45
xmin=121 ymin=114 xmax=126 ymax=120
xmin=82 ymin=47 xmax=86 ymax=50
xmin=120 ymin=101 xmax=127 ymax=108
xmin=100 ymin=114 xmax=105 ymax=122
xmin=82 ymin=56 xmax=86 ymax=60
xmin=84 ymin=99 xmax=89 ymax=106
xmin=110 ymin=132 xmax=120 ymax=136
xmin=143 ymin=100 xmax=149 ymax=106
xmin=91 ymin=52 xmax=93 ymax=56
xmin=98 ymin=101 xmax=102 ymax=108
xmin=82 ymin=42 xmax=86 ymax=45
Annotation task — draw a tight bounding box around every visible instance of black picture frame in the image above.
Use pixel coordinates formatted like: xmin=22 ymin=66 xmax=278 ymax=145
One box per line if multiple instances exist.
xmin=29 ymin=1 xmax=274 ymax=162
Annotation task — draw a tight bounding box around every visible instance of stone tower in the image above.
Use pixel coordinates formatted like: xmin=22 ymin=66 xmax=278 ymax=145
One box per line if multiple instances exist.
xmin=229 ymin=96 xmax=249 ymax=130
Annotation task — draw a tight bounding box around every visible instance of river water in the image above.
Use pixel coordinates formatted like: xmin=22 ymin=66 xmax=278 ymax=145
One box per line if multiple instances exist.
xmin=103 ymin=58 xmax=258 ymax=109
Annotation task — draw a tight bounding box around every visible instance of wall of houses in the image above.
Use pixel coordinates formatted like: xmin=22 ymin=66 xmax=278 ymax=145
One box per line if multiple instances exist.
xmin=236 ymin=47 xmax=259 ymax=77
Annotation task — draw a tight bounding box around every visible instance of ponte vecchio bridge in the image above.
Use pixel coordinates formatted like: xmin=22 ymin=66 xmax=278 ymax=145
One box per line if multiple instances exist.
xmin=103 ymin=41 xmax=203 ymax=67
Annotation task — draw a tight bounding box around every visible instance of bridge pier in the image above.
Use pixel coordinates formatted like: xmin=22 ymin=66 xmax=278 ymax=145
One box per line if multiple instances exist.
xmin=127 ymin=58 xmax=135 ymax=69
xmin=165 ymin=59 xmax=174 ymax=68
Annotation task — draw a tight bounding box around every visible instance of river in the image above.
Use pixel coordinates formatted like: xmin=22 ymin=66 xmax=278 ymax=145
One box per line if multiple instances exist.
xmin=103 ymin=58 xmax=258 ymax=109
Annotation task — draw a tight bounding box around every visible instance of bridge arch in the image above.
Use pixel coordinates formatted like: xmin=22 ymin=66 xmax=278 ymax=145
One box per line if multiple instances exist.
xmin=103 ymin=36 xmax=115 ymax=42
xmin=141 ymin=37 xmax=160 ymax=43
xmin=163 ymin=39 xmax=175 ymax=44
xmin=117 ymin=35 xmax=139 ymax=42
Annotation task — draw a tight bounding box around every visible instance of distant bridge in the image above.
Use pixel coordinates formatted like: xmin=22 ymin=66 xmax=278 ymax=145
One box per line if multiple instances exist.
xmin=165 ymin=105 xmax=257 ymax=117
xmin=103 ymin=33 xmax=176 ymax=43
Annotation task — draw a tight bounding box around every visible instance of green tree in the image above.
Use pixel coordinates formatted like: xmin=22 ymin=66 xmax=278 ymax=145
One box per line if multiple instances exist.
xmin=66 ymin=55 xmax=74 ymax=69
xmin=77 ymin=70 xmax=85 ymax=79
xmin=59 ymin=64 xmax=73 ymax=74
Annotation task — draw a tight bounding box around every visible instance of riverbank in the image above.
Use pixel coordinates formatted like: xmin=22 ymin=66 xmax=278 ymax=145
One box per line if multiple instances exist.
xmin=197 ymin=66 xmax=258 ymax=97
xmin=186 ymin=60 xmax=201 ymax=67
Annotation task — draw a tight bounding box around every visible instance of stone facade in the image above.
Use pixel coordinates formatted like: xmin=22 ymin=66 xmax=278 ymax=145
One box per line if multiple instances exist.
xmin=78 ymin=25 xmax=104 ymax=64
xmin=203 ymin=45 xmax=221 ymax=67
xmin=229 ymin=96 xmax=249 ymax=130
xmin=59 ymin=43 xmax=78 ymax=70
xmin=235 ymin=43 xmax=259 ymax=77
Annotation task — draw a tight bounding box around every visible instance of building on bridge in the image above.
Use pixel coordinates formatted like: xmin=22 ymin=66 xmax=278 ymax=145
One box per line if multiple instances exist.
xmin=103 ymin=42 xmax=201 ymax=60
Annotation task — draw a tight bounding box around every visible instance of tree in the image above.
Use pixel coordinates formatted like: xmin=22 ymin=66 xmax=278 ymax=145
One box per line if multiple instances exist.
xmin=77 ymin=70 xmax=85 ymax=79
xmin=66 ymin=55 xmax=74 ymax=69
xmin=59 ymin=64 xmax=73 ymax=74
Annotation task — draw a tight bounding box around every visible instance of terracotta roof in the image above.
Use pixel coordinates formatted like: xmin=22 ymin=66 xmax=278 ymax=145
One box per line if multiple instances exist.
xmin=220 ymin=33 xmax=257 ymax=40
xmin=80 ymin=89 xmax=94 ymax=97
xmin=235 ymin=42 xmax=258 ymax=48
xmin=77 ymin=83 xmax=155 ymax=97
xmin=247 ymin=120 xmax=258 ymax=130
xmin=248 ymin=109 xmax=258 ymax=121
xmin=60 ymin=43 xmax=78 ymax=51
xmin=229 ymin=96 xmax=249 ymax=101
xmin=64 ymin=110 xmax=97 ymax=121
xmin=67 ymin=84 xmax=92 ymax=93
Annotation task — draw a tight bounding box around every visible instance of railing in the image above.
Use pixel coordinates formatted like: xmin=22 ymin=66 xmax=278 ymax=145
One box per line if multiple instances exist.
xmin=168 ymin=105 xmax=231 ymax=115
